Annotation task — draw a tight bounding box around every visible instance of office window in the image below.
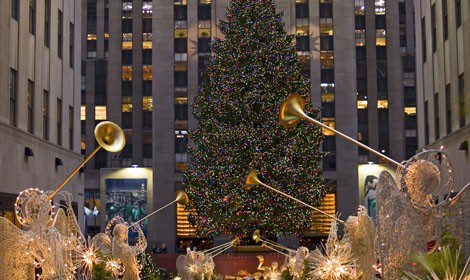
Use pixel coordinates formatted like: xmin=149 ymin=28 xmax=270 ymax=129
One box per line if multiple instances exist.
xmin=11 ymin=0 xmax=19 ymax=20
xmin=10 ymin=69 xmax=18 ymax=127
xmin=174 ymin=5 xmax=187 ymax=20
xmin=143 ymin=18 xmax=152 ymax=33
xmin=445 ymin=84 xmax=451 ymax=134
xmin=175 ymin=71 xmax=188 ymax=87
xmin=27 ymin=80 xmax=34 ymax=133
xmin=421 ymin=17 xmax=427 ymax=62
xmin=175 ymin=38 xmax=188 ymax=53
xmin=296 ymin=36 xmax=309 ymax=51
xmin=319 ymin=3 xmax=333 ymax=18
xmin=69 ymin=23 xmax=74 ymax=68
xmin=375 ymin=15 xmax=386 ymax=29
xmin=431 ymin=4 xmax=436 ymax=52
xmin=69 ymin=106 xmax=74 ymax=150
xmin=399 ymin=2 xmax=406 ymax=24
xmin=458 ymin=74 xmax=465 ymax=127
xmin=58 ymin=10 xmax=63 ymax=58
xmin=198 ymin=4 xmax=211 ymax=20
xmin=434 ymin=92 xmax=439 ymax=139
xmin=442 ymin=0 xmax=448 ymax=41
xmin=43 ymin=91 xmax=49 ymax=140
xmin=122 ymin=50 xmax=132 ymax=65
xmin=29 ymin=0 xmax=36 ymax=34
xmin=57 ymin=99 xmax=62 ymax=145
xmin=45 ymin=0 xmax=50 ymax=47
xmin=296 ymin=2 xmax=309 ymax=18
xmin=456 ymin=0 xmax=462 ymax=28
xmin=143 ymin=49 xmax=152 ymax=64
xmin=320 ymin=35 xmax=334 ymax=51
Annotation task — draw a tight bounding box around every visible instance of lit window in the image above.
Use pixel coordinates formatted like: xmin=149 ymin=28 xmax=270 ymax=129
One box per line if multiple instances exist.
xmin=175 ymin=53 xmax=188 ymax=61
xmin=175 ymin=61 xmax=188 ymax=71
xmin=143 ymin=65 xmax=152 ymax=81
xmin=81 ymin=105 xmax=86 ymax=120
xmin=198 ymin=0 xmax=211 ymax=4
xmin=320 ymin=51 xmax=334 ymax=69
xmin=322 ymin=117 xmax=335 ymax=135
xmin=377 ymin=100 xmax=388 ymax=109
xmin=355 ymin=0 xmax=365 ymax=15
xmin=81 ymin=136 xmax=86 ymax=150
xmin=198 ymin=28 xmax=211 ymax=38
xmin=175 ymin=29 xmax=188 ymax=38
xmin=143 ymin=96 xmax=153 ymax=111
xmin=122 ymin=33 xmax=133 ymax=49
xmin=87 ymin=34 xmax=97 ymax=41
xmin=404 ymin=107 xmax=416 ymax=115
xmin=175 ymin=97 xmax=188 ymax=104
xmin=122 ymin=97 xmax=132 ymax=112
xmin=142 ymin=2 xmax=152 ymax=14
xmin=376 ymin=29 xmax=386 ymax=46
xmin=357 ymin=100 xmax=368 ymax=109
xmin=104 ymin=33 xmax=109 ymax=39
xmin=122 ymin=66 xmax=133 ymax=81
xmin=174 ymin=0 xmax=187 ymax=5
xmin=122 ymin=2 xmax=132 ymax=11
xmin=320 ymin=24 xmax=333 ymax=36
xmin=143 ymin=33 xmax=153 ymax=49
xmin=375 ymin=0 xmax=386 ymax=15
xmin=95 ymin=106 xmax=107 ymax=120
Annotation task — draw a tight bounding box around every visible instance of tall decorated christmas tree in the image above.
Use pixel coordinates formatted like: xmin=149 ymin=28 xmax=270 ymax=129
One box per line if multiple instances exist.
xmin=184 ymin=0 xmax=325 ymax=237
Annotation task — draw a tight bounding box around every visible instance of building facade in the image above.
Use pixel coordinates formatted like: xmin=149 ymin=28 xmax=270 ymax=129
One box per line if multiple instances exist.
xmin=0 ymin=0 xmax=84 ymax=227
xmin=415 ymin=0 xmax=469 ymax=189
xmin=81 ymin=0 xmax=416 ymax=252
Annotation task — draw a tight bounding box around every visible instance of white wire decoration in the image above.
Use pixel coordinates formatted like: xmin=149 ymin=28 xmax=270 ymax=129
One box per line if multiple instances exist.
xmin=0 ymin=189 xmax=87 ymax=280
xmin=91 ymin=216 xmax=147 ymax=280
xmin=176 ymin=247 xmax=216 ymax=280
xmin=377 ymin=150 xmax=469 ymax=279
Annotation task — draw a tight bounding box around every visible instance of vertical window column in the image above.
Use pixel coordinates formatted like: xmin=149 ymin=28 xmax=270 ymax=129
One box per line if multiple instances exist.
xmin=27 ymin=80 xmax=34 ymax=133
xmin=175 ymin=0 xmax=188 ymax=173
xmin=9 ymin=69 xmax=18 ymax=127
xmin=320 ymin=0 xmax=335 ymax=170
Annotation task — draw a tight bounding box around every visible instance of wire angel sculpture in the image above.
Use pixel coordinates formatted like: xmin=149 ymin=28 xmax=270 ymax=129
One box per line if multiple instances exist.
xmin=343 ymin=206 xmax=377 ymax=280
xmin=285 ymin=246 xmax=310 ymax=279
xmin=308 ymin=220 xmax=358 ymax=280
xmin=377 ymin=150 xmax=469 ymax=279
xmin=91 ymin=216 xmax=147 ymax=280
xmin=176 ymin=247 xmax=215 ymax=280
xmin=257 ymin=255 xmax=282 ymax=280
xmin=0 ymin=188 xmax=86 ymax=280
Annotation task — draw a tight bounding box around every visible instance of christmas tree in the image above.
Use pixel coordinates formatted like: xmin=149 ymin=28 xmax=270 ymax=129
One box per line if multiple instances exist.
xmin=184 ymin=0 xmax=324 ymax=237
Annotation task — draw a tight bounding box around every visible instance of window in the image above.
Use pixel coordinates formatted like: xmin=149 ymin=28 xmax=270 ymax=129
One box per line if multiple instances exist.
xmin=27 ymin=80 xmax=34 ymax=133
xmin=45 ymin=0 xmax=50 ymax=47
xmin=10 ymin=69 xmax=17 ymax=127
xmin=198 ymin=4 xmax=211 ymax=20
xmin=445 ymin=84 xmax=451 ymax=134
xmin=458 ymin=74 xmax=465 ymax=127
xmin=296 ymin=2 xmax=309 ymax=18
xmin=442 ymin=0 xmax=448 ymax=41
xmin=320 ymin=3 xmax=333 ymax=18
xmin=143 ymin=49 xmax=152 ymax=64
xmin=174 ymin=5 xmax=187 ymax=20
xmin=355 ymin=15 xmax=365 ymax=30
xmin=122 ymin=19 xmax=132 ymax=33
xmin=296 ymin=36 xmax=309 ymax=51
xmin=421 ymin=17 xmax=427 ymax=62
xmin=175 ymin=38 xmax=187 ymax=53
xmin=143 ymin=18 xmax=152 ymax=33
xmin=434 ymin=92 xmax=439 ymax=139
xmin=424 ymin=101 xmax=429 ymax=144
xmin=122 ymin=50 xmax=132 ymax=65
xmin=58 ymin=10 xmax=63 ymax=58
xmin=399 ymin=2 xmax=406 ymax=24
xmin=69 ymin=23 xmax=74 ymax=68
xmin=143 ymin=81 xmax=152 ymax=96
xmin=57 ymin=99 xmax=62 ymax=145
xmin=320 ymin=35 xmax=334 ymax=51
xmin=175 ymin=71 xmax=188 ymax=87
xmin=29 ymin=0 xmax=36 ymax=34
xmin=11 ymin=0 xmax=19 ymax=20
xmin=43 ymin=91 xmax=49 ymax=140
xmin=123 ymin=81 xmax=133 ymax=96
xmin=198 ymin=38 xmax=210 ymax=53
xmin=456 ymin=0 xmax=462 ymax=28
xmin=402 ymin=55 xmax=415 ymax=72
xmin=431 ymin=4 xmax=436 ymax=52
xmin=69 ymin=107 xmax=73 ymax=150
xmin=375 ymin=15 xmax=386 ymax=29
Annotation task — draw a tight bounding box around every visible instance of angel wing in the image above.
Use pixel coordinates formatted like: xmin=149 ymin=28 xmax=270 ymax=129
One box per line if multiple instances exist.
xmin=92 ymin=233 xmax=112 ymax=256
xmin=438 ymin=183 xmax=470 ymax=254
xmin=53 ymin=208 xmax=68 ymax=236
xmin=377 ymin=171 xmax=430 ymax=279
xmin=54 ymin=192 xmax=86 ymax=243
xmin=344 ymin=207 xmax=376 ymax=280
xmin=0 ymin=217 xmax=35 ymax=279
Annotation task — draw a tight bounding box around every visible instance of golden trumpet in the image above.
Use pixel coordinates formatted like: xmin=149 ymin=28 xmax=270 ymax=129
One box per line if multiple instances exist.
xmin=129 ymin=190 xmax=190 ymax=228
xmin=245 ymin=170 xmax=344 ymax=223
xmin=252 ymin=229 xmax=294 ymax=254
xmin=280 ymin=94 xmax=403 ymax=167
xmin=48 ymin=121 xmax=125 ymax=200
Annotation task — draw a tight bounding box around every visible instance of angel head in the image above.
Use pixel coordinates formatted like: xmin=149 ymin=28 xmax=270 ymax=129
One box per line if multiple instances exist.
xmin=297 ymin=247 xmax=309 ymax=259
xmin=14 ymin=188 xmax=53 ymax=230
xmin=404 ymin=159 xmax=440 ymax=206
xmin=113 ymin=223 xmax=129 ymax=244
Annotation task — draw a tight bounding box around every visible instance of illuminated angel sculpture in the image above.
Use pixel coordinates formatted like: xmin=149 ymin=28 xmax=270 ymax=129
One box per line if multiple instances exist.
xmin=176 ymin=247 xmax=215 ymax=280
xmin=92 ymin=216 xmax=147 ymax=280
xmin=0 ymin=188 xmax=86 ymax=280
xmin=285 ymin=246 xmax=310 ymax=279
xmin=377 ymin=150 xmax=469 ymax=279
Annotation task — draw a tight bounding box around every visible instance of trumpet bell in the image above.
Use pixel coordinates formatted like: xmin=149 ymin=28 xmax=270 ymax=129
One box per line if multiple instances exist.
xmin=280 ymin=94 xmax=307 ymax=128
xmin=252 ymin=229 xmax=261 ymax=243
xmin=175 ymin=190 xmax=189 ymax=206
xmin=245 ymin=170 xmax=261 ymax=190
xmin=94 ymin=121 xmax=126 ymax=152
